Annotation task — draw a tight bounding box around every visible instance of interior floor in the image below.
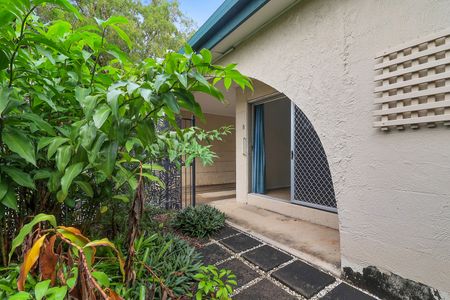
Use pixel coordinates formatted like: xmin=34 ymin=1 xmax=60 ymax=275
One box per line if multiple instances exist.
xmin=264 ymin=187 xmax=291 ymax=201
xmin=182 ymin=183 xmax=236 ymax=207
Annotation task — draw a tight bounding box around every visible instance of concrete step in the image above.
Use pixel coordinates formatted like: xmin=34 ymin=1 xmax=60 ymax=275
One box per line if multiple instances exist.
xmin=197 ymin=189 xmax=236 ymax=201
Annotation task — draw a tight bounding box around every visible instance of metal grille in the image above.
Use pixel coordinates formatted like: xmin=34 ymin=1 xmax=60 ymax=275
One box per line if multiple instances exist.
xmin=144 ymin=118 xmax=182 ymax=209
xmin=293 ymin=105 xmax=337 ymax=212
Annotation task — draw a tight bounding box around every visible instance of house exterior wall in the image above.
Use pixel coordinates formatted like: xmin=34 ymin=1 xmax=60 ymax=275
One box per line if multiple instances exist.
xmin=221 ymin=0 xmax=450 ymax=296
xmin=182 ymin=112 xmax=236 ymax=186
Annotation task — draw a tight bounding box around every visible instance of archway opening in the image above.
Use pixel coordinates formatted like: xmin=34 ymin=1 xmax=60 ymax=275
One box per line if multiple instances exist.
xmin=190 ymin=78 xmax=341 ymax=272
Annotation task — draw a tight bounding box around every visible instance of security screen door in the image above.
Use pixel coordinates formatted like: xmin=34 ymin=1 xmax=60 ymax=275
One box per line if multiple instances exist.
xmin=291 ymin=104 xmax=337 ymax=213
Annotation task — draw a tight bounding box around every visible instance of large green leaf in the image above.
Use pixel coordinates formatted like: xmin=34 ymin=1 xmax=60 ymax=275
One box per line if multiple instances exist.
xmin=79 ymin=123 xmax=96 ymax=150
xmin=102 ymin=16 xmax=128 ymax=27
xmin=47 ymin=171 xmax=62 ymax=192
xmin=46 ymin=20 xmax=71 ymax=41
xmin=0 ymin=86 xmax=11 ymax=115
xmin=93 ymin=104 xmax=111 ymax=128
xmin=3 ymin=167 xmax=36 ymax=189
xmin=33 ymin=169 xmax=52 ymax=180
xmin=106 ymin=89 xmax=122 ymax=118
xmin=9 ymin=213 xmax=57 ymax=262
xmin=47 ymin=137 xmax=70 ymax=159
xmin=110 ymin=24 xmax=132 ymax=49
xmin=102 ymin=142 xmax=118 ymax=177
xmin=2 ymin=126 xmax=36 ymax=166
xmin=0 ymin=177 xmax=8 ymax=200
xmin=37 ymin=137 xmax=54 ymax=151
xmin=142 ymin=173 xmax=165 ymax=188
xmin=45 ymin=286 xmax=67 ymax=300
xmin=77 ymin=94 xmax=98 ymax=119
xmin=136 ymin=121 xmax=155 ymax=147
xmin=162 ymin=92 xmax=179 ymax=113
xmin=59 ymin=163 xmax=84 ymax=201
xmin=88 ymin=133 xmax=107 ymax=164
xmin=8 ymin=291 xmax=30 ymax=300
xmin=75 ymin=180 xmax=93 ymax=197
xmin=1 ymin=189 xmax=17 ymax=211
xmin=20 ymin=113 xmax=56 ymax=136
xmin=56 ymin=145 xmax=72 ymax=172
xmin=34 ymin=280 xmax=51 ymax=300
xmin=0 ymin=49 xmax=8 ymax=71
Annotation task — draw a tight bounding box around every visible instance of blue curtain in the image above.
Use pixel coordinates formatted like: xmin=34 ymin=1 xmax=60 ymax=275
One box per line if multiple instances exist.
xmin=252 ymin=104 xmax=265 ymax=194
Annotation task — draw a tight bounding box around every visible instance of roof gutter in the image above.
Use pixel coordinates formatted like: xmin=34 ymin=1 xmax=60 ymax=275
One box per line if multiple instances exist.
xmin=187 ymin=0 xmax=269 ymax=52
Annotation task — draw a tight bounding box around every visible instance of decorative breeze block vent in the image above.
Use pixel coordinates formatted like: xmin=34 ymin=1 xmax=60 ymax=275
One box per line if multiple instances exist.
xmin=373 ymin=29 xmax=450 ymax=131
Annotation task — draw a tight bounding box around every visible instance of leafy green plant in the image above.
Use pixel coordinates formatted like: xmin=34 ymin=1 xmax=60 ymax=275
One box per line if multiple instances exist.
xmin=133 ymin=232 xmax=202 ymax=298
xmin=171 ymin=205 xmax=226 ymax=238
xmin=95 ymin=231 xmax=202 ymax=299
xmin=0 ymin=0 xmax=251 ymax=266
xmin=194 ymin=265 xmax=237 ymax=300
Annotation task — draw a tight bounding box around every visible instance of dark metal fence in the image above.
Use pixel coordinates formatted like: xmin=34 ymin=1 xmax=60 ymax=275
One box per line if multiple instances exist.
xmin=144 ymin=116 xmax=196 ymax=210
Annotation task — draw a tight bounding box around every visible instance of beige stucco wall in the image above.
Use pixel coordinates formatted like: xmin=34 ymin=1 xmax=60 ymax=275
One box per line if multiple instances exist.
xmin=183 ymin=112 xmax=236 ymax=186
xmin=222 ymin=0 xmax=450 ymax=296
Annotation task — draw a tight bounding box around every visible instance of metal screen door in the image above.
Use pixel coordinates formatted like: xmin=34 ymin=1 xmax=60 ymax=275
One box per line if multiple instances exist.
xmin=291 ymin=104 xmax=337 ymax=212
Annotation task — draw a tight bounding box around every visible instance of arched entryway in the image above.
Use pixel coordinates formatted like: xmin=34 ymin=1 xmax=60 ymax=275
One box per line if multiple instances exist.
xmin=192 ymin=78 xmax=341 ymax=272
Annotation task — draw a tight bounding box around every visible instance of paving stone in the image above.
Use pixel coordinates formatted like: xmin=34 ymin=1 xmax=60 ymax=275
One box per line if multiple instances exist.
xmin=271 ymin=260 xmax=335 ymax=298
xmin=322 ymin=283 xmax=376 ymax=300
xmin=242 ymin=245 xmax=292 ymax=271
xmin=234 ymin=279 xmax=297 ymax=300
xmin=213 ymin=225 xmax=240 ymax=240
xmin=199 ymin=243 xmax=232 ymax=266
xmin=217 ymin=258 xmax=260 ymax=288
xmin=220 ymin=233 xmax=262 ymax=253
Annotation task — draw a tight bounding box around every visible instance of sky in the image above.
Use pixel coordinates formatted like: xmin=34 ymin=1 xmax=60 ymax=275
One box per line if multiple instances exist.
xmin=178 ymin=0 xmax=225 ymax=28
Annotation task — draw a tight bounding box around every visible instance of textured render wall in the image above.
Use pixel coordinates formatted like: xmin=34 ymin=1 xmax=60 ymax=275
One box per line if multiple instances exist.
xmin=224 ymin=0 xmax=450 ymax=295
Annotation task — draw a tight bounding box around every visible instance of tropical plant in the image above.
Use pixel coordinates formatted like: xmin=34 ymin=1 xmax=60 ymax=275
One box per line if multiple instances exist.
xmin=0 ymin=0 xmax=252 ymax=266
xmin=1 ymin=213 xmax=123 ymax=299
xmin=171 ymin=205 xmax=226 ymax=238
xmin=121 ymin=232 xmax=203 ymax=299
xmin=194 ymin=265 xmax=237 ymax=300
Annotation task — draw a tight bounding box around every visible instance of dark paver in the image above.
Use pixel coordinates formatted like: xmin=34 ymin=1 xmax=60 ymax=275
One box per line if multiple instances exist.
xmin=242 ymin=245 xmax=292 ymax=271
xmin=213 ymin=225 xmax=240 ymax=240
xmin=234 ymin=279 xmax=297 ymax=300
xmin=272 ymin=260 xmax=335 ymax=298
xmin=220 ymin=233 xmax=262 ymax=253
xmin=217 ymin=258 xmax=260 ymax=288
xmin=199 ymin=243 xmax=232 ymax=266
xmin=322 ymin=283 xmax=376 ymax=300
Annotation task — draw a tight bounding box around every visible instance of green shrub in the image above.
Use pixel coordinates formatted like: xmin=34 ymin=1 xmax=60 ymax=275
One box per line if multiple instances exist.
xmin=129 ymin=232 xmax=203 ymax=298
xmin=194 ymin=265 xmax=237 ymax=300
xmin=171 ymin=205 xmax=226 ymax=238
xmin=0 ymin=0 xmax=251 ymax=267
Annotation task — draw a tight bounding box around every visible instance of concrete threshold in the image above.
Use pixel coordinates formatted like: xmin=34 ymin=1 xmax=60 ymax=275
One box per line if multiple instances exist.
xmin=209 ymin=198 xmax=341 ymax=276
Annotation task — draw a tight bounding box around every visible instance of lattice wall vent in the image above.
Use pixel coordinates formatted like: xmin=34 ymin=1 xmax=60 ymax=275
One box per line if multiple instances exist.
xmin=374 ymin=29 xmax=450 ymax=131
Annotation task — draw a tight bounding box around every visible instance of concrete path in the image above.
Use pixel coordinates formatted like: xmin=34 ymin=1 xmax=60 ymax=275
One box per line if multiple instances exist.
xmin=200 ymin=225 xmax=377 ymax=300
xmin=209 ymin=199 xmax=340 ymax=274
